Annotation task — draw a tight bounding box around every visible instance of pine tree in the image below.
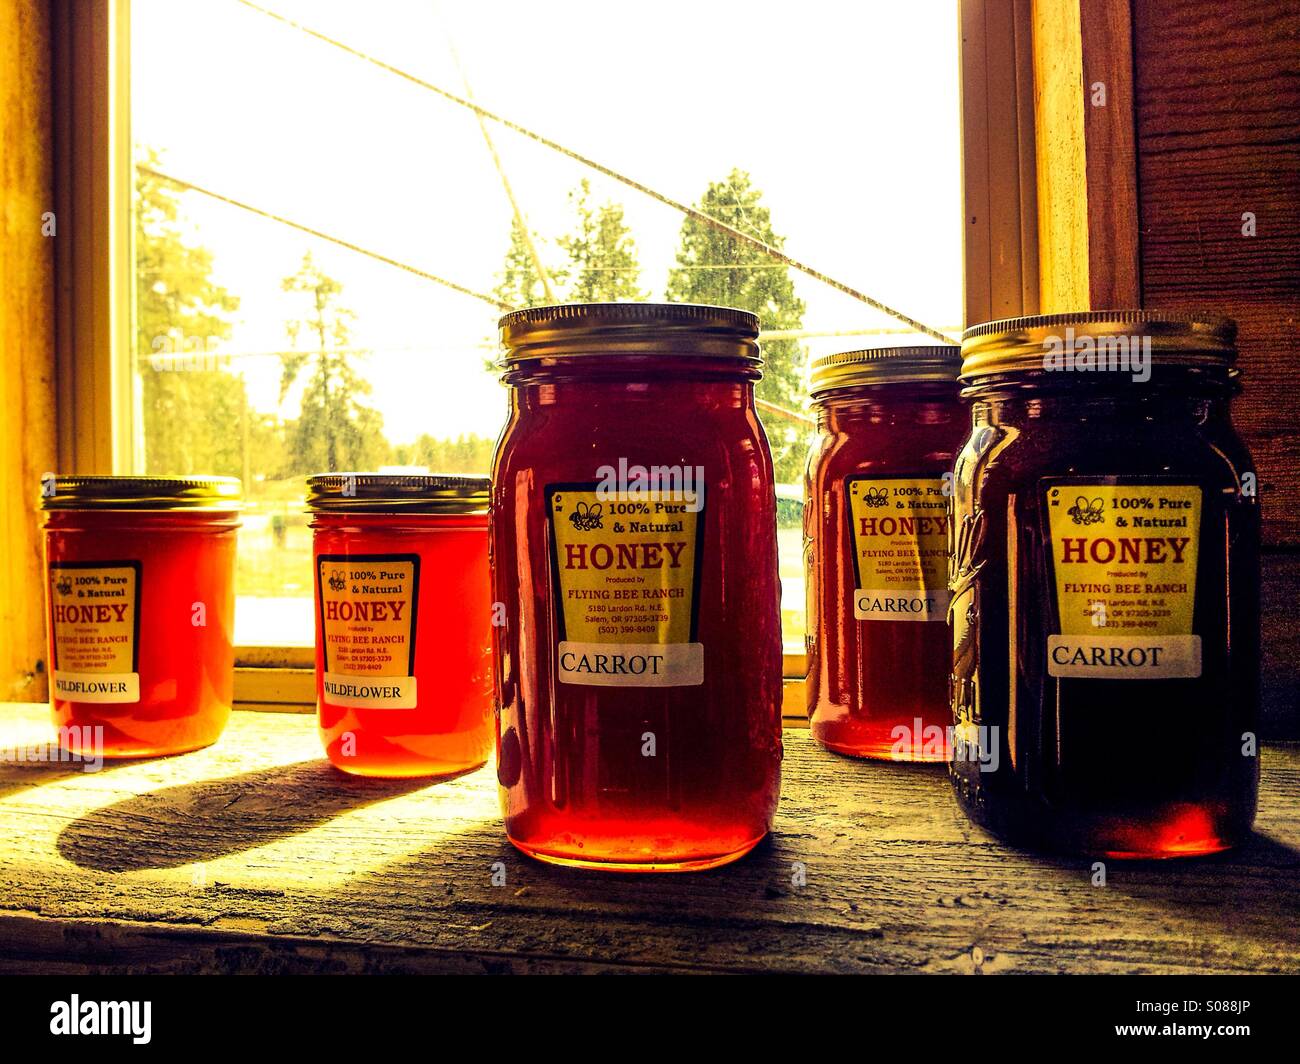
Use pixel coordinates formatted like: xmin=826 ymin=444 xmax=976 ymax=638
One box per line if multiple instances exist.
xmin=494 ymin=217 xmax=552 ymax=309
xmin=667 ymin=169 xmax=808 ymax=482
xmin=279 ymin=253 xmax=388 ymax=473
xmin=558 ymin=179 xmax=647 ymax=302
xmin=135 ymin=151 xmax=246 ymax=476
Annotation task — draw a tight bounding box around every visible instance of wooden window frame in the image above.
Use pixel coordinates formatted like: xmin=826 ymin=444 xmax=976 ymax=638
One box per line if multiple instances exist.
xmin=45 ymin=0 xmax=1019 ymax=715
xmin=49 ymin=0 xmax=321 ymax=707
xmin=52 ymin=0 xmax=133 ymax=475
xmin=1 ymin=0 xmax=58 ymax=703
xmin=20 ymin=0 xmax=1292 ymax=730
xmin=960 ymin=0 xmax=1041 ymax=326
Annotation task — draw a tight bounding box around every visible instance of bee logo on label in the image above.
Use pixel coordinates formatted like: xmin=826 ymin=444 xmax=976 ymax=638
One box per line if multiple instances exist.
xmin=1068 ymin=496 xmax=1105 ymax=526
xmin=568 ymin=500 xmax=604 ymax=532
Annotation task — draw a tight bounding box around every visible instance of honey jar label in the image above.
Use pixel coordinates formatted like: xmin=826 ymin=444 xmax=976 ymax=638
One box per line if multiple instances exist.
xmin=1045 ymin=482 xmax=1201 ymax=678
xmin=317 ymin=554 xmax=419 ymax=708
xmin=48 ymin=562 xmax=141 ymax=703
xmin=846 ymin=476 xmax=950 ymax=622
xmin=547 ymin=484 xmax=704 ymax=686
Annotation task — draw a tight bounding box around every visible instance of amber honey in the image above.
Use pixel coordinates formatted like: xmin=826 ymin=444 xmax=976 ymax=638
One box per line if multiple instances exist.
xmin=804 ymin=345 xmax=965 ymax=760
xmin=491 ymin=303 xmax=784 ymax=871
xmin=41 ymin=475 xmax=240 ymax=758
xmin=307 ymin=474 xmax=494 ymax=778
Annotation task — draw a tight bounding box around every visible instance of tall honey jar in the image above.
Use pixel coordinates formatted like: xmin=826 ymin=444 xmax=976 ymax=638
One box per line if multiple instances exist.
xmin=491 ymin=303 xmax=784 ymax=871
xmin=950 ymin=311 xmax=1260 ymax=857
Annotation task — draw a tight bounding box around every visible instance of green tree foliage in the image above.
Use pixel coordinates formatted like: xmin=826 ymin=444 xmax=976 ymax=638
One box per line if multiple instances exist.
xmin=278 ymin=253 xmax=388 ymax=474
xmin=135 ymin=154 xmax=248 ymax=476
xmin=494 ymin=217 xmax=550 ymax=309
xmin=390 ymin=433 xmax=497 ymax=474
xmin=558 ymin=179 xmax=647 ymax=302
xmin=493 ymin=180 xmax=646 ymax=308
xmin=667 ymin=169 xmax=808 ymax=482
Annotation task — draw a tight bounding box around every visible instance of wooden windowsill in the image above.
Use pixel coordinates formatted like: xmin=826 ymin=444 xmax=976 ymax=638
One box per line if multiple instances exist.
xmin=231 ymin=666 xmax=814 ymax=722
xmin=0 ymin=701 xmax=1296 ymax=974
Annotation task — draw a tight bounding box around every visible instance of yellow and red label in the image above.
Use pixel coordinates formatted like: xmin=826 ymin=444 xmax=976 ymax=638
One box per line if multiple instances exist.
xmin=1045 ymin=482 xmax=1201 ymax=679
xmin=317 ymin=554 xmax=419 ymax=708
xmin=846 ymin=476 xmax=949 ymax=622
xmin=548 ymin=485 xmax=703 ymax=686
xmin=48 ymin=561 xmax=141 ymax=703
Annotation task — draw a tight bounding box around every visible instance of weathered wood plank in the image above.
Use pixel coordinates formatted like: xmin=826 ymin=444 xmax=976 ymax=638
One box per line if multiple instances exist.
xmin=1261 ymin=550 xmax=1300 ymax=737
xmin=1078 ymin=0 xmax=1142 ymax=307
xmin=0 ymin=702 xmax=1296 ymax=974
xmin=962 ymin=0 xmax=1040 ymax=327
xmin=0 ymin=0 xmax=57 ymax=704
xmin=1133 ymin=0 xmax=1300 ymax=545
xmin=1031 ymin=0 xmax=1091 ymax=311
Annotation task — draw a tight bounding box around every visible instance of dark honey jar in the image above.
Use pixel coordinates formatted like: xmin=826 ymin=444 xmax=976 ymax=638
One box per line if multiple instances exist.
xmin=804 ymin=344 xmax=966 ymax=760
xmin=950 ymin=311 xmax=1260 ymax=857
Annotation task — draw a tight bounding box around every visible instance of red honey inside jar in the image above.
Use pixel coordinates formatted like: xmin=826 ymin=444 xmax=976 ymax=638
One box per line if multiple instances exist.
xmin=492 ymin=303 xmax=784 ymax=872
xmin=307 ymin=473 xmax=494 ymax=778
xmin=41 ymin=475 xmax=241 ymax=758
xmin=804 ymin=345 xmax=966 ymax=761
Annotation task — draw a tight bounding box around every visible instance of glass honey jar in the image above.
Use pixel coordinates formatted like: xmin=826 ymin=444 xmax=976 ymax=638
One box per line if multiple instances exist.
xmin=804 ymin=345 xmax=966 ymax=760
xmin=307 ymin=473 xmax=494 ymax=778
xmin=491 ymin=303 xmax=784 ymax=872
xmin=950 ymin=311 xmax=1260 ymax=857
xmin=40 ymin=475 xmax=241 ymax=758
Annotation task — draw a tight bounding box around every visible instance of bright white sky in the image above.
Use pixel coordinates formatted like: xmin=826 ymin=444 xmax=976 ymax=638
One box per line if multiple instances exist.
xmin=132 ymin=0 xmax=962 ymax=447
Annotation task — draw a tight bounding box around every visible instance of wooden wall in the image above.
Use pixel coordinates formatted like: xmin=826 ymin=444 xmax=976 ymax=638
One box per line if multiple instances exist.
xmin=1133 ymin=0 xmax=1300 ymax=545
xmin=1131 ymin=0 xmax=1299 ymax=731
xmin=0 ymin=0 xmax=56 ymax=702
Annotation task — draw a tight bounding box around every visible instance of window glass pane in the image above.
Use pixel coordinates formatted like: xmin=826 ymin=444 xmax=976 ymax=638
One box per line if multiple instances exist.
xmin=129 ymin=0 xmax=962 ymax=651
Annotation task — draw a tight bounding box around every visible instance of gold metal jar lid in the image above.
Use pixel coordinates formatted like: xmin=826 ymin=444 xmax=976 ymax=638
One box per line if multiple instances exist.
xmin=305 ymin=473 xmax=490 ymax=514
xmin=960 ymin=310 xmax=1237 ymax=381
xmin=499 ymin=302 xmax=761 ymax=364
xmin=810 ymin=344 xmax=962 ymax=396
xmin=39 ymin=474 xmax=242 ymax=511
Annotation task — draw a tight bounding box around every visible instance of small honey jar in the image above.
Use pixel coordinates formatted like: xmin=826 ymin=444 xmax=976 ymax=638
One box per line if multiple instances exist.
xmin=307 ymin=473 xmax=494 ymax=778
xmin=804 ymin=345 xmax=966 ymax=760
xmin=41 ymin=475 xmax=241 ymax=757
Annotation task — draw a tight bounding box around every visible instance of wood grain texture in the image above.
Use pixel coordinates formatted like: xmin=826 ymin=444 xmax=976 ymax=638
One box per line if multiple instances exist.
xmin=1078 ymin=0 xmax=1141 ymax=306
xmin=51 ymin=0 xmax=127 ymax=474
xmin=1012 ymin=0 xmax=1042 ymax=315
xmin=0 ymin=0 xmax=56 ymax=703
xmin=1031 ymin=0 xmax=1092 ymax=310
xmin=962 ymin=0 xmax=1040 ymax=326
xmin=1261 ymin=550 xmax=1300 ymax=737
xmin=1132 ymin=0 xmax=1300 ymax=544
xmin=0 ymin=703 xmax=1295 ymax=974
xmin=960 ymin=0 xmax=995 ymax=326
xmin=1030 ymin=0 xmax=1143 ymax=310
